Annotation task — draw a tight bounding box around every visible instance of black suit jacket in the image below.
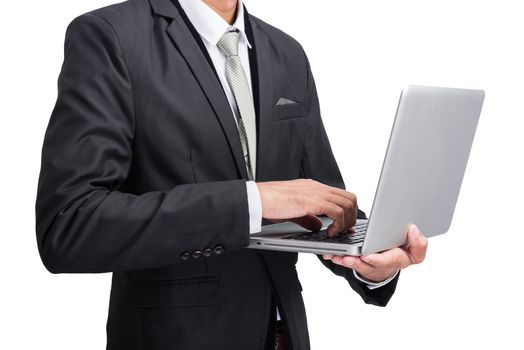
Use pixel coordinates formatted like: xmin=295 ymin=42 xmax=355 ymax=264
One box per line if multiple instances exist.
xmin=36 ymin=0 xmax=399 ymax=349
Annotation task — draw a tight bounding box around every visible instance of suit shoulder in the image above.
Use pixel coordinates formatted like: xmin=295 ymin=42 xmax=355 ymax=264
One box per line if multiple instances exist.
xmin=249 ymin=15 xmax=305 ymax=56
xmin=64 ymin=0 xmax=151 ymax=59
xmin=67 ymin=0 xmax=149 ymax=35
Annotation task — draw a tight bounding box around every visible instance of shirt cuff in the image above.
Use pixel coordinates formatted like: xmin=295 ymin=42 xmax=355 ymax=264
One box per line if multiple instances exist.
xmin=246 ymin=181 xmax=262 ymax=234
xmin=353 ymin=269 xmax=399 ymax=290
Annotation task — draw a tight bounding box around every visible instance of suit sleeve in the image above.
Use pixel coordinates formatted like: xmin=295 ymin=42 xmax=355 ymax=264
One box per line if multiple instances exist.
xmin=299 ymin=52 xmax=399 ymax=307
xmin=35 ymin=14 xmax=250 ymax=274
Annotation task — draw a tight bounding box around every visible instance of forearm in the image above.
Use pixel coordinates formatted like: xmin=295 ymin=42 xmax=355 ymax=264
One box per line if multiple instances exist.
xmin=36 ymin=180 xmax=250 ymax=273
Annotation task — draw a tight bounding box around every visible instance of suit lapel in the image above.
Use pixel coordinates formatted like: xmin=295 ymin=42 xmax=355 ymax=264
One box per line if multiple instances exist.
xmin=152 ymin=0 xmax=248 ymax=179
xmin=248 ymin=17 xmax=274 ymax=182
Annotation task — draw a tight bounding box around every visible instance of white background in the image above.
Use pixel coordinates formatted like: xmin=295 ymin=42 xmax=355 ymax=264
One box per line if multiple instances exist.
xmin=1 ymin=0 xmax=523 ymax=349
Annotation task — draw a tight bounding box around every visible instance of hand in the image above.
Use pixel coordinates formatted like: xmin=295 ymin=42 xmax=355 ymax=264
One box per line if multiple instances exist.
xmin=257 ymin=179 xmax=357 ymax=236
xmin=322 ymin=224 xmax=428 ymax=282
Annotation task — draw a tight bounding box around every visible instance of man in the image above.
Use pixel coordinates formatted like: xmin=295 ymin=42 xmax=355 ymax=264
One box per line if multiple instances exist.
xmin=36 ymin=0 xmax=428 ymax=349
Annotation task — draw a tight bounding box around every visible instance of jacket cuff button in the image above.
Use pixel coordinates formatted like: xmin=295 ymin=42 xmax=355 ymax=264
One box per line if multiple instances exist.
xmin=191 ymin=250 xmax=202 ymax=259
xmin=213 ymin=245 xmax=225 ymax=255
xmin=202 ymin=248 xmax=213 ymax=257
xmin=180 ymin=252 xmax=191 ymax=261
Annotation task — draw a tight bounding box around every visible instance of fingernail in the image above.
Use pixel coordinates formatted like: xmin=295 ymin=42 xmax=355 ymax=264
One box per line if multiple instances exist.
xmin=344 ymin=259 xmax=354 ymax=266
xmin=361 ymin=256 xmax=370 ymax=262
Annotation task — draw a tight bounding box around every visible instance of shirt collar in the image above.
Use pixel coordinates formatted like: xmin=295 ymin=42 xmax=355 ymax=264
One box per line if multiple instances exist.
xmin=178 ymin=0 xmax=252 ymax=49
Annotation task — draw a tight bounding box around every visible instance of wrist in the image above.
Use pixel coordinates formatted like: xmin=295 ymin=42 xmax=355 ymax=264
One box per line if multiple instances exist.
xmin=353 ymin=269 xmax=399 ymax=289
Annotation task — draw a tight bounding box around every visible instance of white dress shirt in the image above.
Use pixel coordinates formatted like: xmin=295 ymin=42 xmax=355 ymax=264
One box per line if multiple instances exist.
xmin=177 ymin=0 xmax=395 ymax=289
xmin=178 ymin=0 xmax=262 ymax=234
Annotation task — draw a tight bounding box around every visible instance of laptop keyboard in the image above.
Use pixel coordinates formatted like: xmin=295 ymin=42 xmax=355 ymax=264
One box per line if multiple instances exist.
xmin=282 ymin=221 xmax=368 ymax=245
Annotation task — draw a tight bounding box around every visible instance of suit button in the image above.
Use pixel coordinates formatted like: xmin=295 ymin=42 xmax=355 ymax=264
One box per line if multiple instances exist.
xmin=202 ymin=248 xmax=213 ymax=257
xmin=180 ymin=252 xmax=191 ymax=261
xmin=192 ymin=250 xmax=202 ymax=259
xmin=213 ymin=245 xmax=225 ymax=255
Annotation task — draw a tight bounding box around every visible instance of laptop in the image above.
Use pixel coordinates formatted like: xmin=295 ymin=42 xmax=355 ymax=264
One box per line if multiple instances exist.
xmin=248 ymin=85 xmax=485 ymax=256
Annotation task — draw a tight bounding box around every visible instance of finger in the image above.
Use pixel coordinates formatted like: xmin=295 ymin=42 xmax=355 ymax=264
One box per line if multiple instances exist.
xmin=330 ymin=255 xmax=375 ymax=275
xmin=326 ymin=222 xmax=342 ymax=237
xmin=322 ymin=254 xmax=333 ymax=260
xmin=362 ymin=247 xmax=411 ymax=269
xmin=360 ymin=253 xmax=388 ymax=267
xmin=291 ymin=215 xmax=323 ymax=231
xmin=406 ymin=225 xmax=428 ymax=264
xmin=321 ymin=185 xmax=358 ymax=227
xmin=323 ymin=193 xmax=357 ymax=230
xmin=301 ymin=180 xmax=357 ymax=210
xmin=309 ymin=199 xmax=344 ymax=236
xmin=318 ymin=182 xmax=357 ymax=204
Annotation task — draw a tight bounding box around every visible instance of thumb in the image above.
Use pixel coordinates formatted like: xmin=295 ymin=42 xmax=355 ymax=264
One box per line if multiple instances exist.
xmin=406 ymin=224 xmax=428 ymax=264
xmin=291 ymin=215 xmax=323 ymax=232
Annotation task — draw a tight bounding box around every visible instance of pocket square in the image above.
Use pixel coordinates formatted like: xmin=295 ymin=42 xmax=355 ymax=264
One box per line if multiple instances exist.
xmin=275 ymin=97 xmax=298 ymax=106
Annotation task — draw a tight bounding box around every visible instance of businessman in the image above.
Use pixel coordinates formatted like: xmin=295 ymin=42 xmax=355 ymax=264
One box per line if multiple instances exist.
xmin=36 ymin=0 xmax=428 ymax=349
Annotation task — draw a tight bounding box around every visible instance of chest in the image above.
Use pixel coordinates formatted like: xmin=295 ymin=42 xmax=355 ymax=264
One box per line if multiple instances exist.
xmin=124 ymin=23 xmax=308 ymax=188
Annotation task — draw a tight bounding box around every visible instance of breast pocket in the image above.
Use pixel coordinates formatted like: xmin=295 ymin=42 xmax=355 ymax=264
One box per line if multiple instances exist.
xmin=273 ymin=102 xmax=304 ymax=121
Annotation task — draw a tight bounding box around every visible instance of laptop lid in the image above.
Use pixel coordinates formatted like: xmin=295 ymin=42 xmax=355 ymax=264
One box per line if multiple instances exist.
xmin=361 ymin=85 xmax=484 ymax=254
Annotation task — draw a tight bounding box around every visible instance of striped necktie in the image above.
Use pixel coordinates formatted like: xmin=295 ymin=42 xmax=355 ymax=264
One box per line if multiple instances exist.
xmin=217 ymin=29 xmax=257 ymax=180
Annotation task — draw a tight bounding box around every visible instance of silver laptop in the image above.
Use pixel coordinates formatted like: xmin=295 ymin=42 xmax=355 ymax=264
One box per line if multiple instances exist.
xmin=249 ymin=85 xmax=485 ymax=256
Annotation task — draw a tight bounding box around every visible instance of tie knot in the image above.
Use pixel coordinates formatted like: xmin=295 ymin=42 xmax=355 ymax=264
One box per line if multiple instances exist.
xmin=217 ymin=30 xmax=240 ymax=57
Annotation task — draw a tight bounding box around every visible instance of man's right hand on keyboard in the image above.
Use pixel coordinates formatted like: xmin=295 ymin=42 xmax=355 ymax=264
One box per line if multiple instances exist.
xmin=257 ymin=179 xmax=357 ymax=236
